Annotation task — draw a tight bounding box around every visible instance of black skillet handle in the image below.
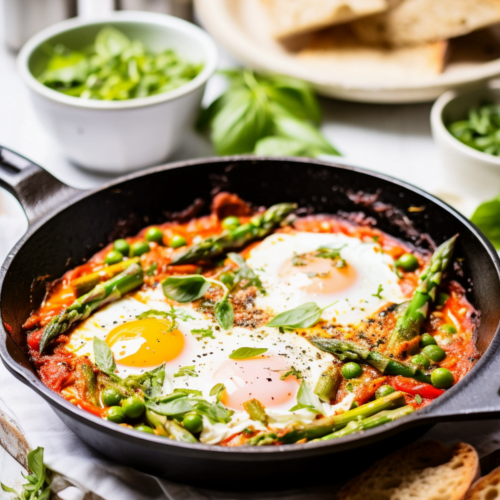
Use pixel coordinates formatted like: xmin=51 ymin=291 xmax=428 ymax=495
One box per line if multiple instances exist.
xmin=0 ymin=146 xmax=80 ymax=226
xmin=421 ymin=337 xmax=500 ymax=422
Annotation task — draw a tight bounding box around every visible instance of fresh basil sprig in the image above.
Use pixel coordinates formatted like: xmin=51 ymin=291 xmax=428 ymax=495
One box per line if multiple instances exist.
xmin=289 ymin=380 xmax=324 ymax=414
xmin=229 ymin=347 xmax=268 ymax=359
xmin=210 ymin=383 xmax=226 ymax=402
xmin=1 ymin=447 xmax=51 ymax=500
xmin=196 ymin=69 xmax=340 ymax=158
xmin=162 ymin=275 xmax=235 ymax=330
xmin=471 ymin=192 xmax=500 ymax=249
xmin=266 ymin=302 xmax=337 ymax=330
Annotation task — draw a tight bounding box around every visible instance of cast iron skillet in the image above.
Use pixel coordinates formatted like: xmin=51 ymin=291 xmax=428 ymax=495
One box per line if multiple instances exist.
xmin=1 ymin=146 xmax=500 ymax=490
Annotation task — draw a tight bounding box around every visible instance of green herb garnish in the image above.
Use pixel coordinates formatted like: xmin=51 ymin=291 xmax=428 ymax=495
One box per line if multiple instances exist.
xmin=1 ymin=447 xmax=51 ymax=500
xmin=372 ymin=284 xmax=384 ymax=299
xmin=174 ymin=365 xmax=198 ymax=378
xmin=266 ymin=302 xmax=336 ymax=330
xmin=415 ymin=394 xmax=423 ymax=404
xmin=229 ymin=347 xmax=268 ymax=359
xmin=38 ymin=27 xmax=203 ymax=100
xmin=209 ymin=383 xmax=226 ymax=402
xmin=191 ymin=327 xmax=215 ymax=340
xmin=289 ymin=380 xmax=324 ymax=414
xmin=196 ymin=69 xmax=340 ymax=157
xmin=280 ymin=366 xmax=303 ymax=380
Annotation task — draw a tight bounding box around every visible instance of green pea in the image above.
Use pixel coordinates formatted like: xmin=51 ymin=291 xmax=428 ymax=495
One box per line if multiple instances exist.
xmin=135 ymin=424 xmax=155 ymax=434
xmin=107 ymin=406 xmax=125 ymax=423
xmin=342 ymin=362 xmax=363 ymax=379
xmin=431 ymin=368 xmax=454 ymax=389
xmin=422 ymin=345 xmax=446 ymax=362
xmin=182 ymin=413 xmax=203 ymax=434
xmin=395 ymin=253 xmax=419 ymax=272
xmin=219 ymin=272 xmax=235 ymax=288
xmin=221 ymin=216 xmax=240 ymax=230
xmin=420 ymin=333 xmax=437 ymax=347
xmin=440 ymin=324 xmax=457 ymax=334
xmin=105 ymin=250 xmax=123 ymax=265
xmin=375 ymin=385 xmax=396 ymax=399
xmin=350 ymin=401 xmax=359 ymax=409
xmin=101 ymin=387 xmax=123 ymax=407
xmin=145 ymin=227 xmax=163 ymax=243
xmin=121 ymin=396 xmax=145 ymax=419
xmin=113 ymin=239 xmax=130 ymax=255
xmin=170 ymin=235 xmax=187 ymax=248
xmin=130 ymin=241 xmax=150 ymax=257
xmin=411 ymin=354 xmax=430 ymax=370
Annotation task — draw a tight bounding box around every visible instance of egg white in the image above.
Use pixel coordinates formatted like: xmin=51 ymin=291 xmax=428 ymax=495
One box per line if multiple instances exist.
xmin=246 ymin=232 xmax=406 ymax=326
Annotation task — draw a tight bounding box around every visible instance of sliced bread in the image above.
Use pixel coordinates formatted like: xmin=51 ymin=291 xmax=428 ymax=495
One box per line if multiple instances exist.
xmin=260 ymin=0 xmax=388 ymax=39
xmin=298 ymin=25 xmax=448 ymax=82
xmin=338 ymin=441 xmax=480 ymax=500
xmin=465 ymin=466 xmax=500 ymax=500
xmin=351 ymin=0 xmax=500 ymax=47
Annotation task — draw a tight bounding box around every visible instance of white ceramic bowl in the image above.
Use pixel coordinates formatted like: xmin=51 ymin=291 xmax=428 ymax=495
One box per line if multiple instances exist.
xmin=17 ymin=11 xmax=218 ymax=173
xmin=431 ymin=82 xmax=500 ymax=201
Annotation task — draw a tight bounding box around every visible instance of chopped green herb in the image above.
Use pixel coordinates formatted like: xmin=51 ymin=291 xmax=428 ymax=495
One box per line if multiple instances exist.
xmin=38 ymin=27 xmax=203 ymax=100
xmin=372 ymin=284 xmax=384 ymax=299
xmin=280 ymin=366 xmax=303 ymax=380
xmin=209 ymin=383 xmax=226 ymax=402
xmin=227 ymin=252 xmax=266 ymax=294
xmin=146 ymin=262 xmax=158 ymax=276
xmin=415 ymin=394 xmax=423 ymax=404
xmin=292 ymin=253 xmax=307 ymax=266
xmin=136 ymin=307 xmax=192 ymax=331
xmin=191 ymin=327 xmax=215 ymax=339
xmin=174 ymin=365 xmax=198 ymax=378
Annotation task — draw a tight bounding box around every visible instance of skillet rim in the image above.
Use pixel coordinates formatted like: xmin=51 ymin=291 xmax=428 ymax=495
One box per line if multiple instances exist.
xmin=1 ymin=155 xmax=499 ymax=459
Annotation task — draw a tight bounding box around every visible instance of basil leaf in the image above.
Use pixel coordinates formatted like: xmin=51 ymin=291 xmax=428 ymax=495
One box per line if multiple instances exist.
xmin=162 ymin=275 xmax=210 ymax=302
xmin=266 ymin=302 xmax=322 ymax=329
xmin=93 ymin=337 xmax=116 ymax=374
xmin=273 ymin=114 xmax=340 ymax=156
xmin=146 ymin=262 xmax=158 ymax=276
xmin=146 ymin=394 xmax=195 ymax=416
xmin=174 ymin=365 xmax=198 ymax=378
xmin=27 ymin=447 xmax=45 ymax=482
xmin=290 ymin=380 xmax=324 ymax=414
xmin=211 ymin=87 xmax=272 ymax=155
xmin=229 ymin=347 xmax=268 ymax=359
xmin=215 ymin=298 xmax=234 ymax=330
xmin=195 ymin=401 xmax=234 ymax=424
xmin=210 ymin=383 xmax=226 ymax=402
xmin=254 ymin=136 xmax=316 ymax=158
xmin=124 ymin=364 xmax=165 ymax=398
xmin=471 ymin=193 xmax=500 ymax=249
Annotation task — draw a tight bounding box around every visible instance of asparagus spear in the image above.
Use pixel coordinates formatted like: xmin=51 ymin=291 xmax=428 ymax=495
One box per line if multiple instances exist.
xmin=171 ymin=203 xmax=297 ymax=264
xmin=243 ymin=399 xmax=268 ymax=425
xmin=309 ymin=337 xmax=431 ymax=384
xmin=279 ymin=390 xmax=405 ymax=443
xmin=71 ymin=257 xmax=140 ymax=297
xmin=248 ymin=391 xmax=405 ymax=445
xmin=314 ymin=367 xmax=341 ymax=402
xmin=389 ymin=235 xmax=458 ymax=347
xmin=315 ymin=405 xmax=414 ymax=441
xmin=145 ymin=409 xmax=197 ymax=442
xmin=39 ymin=263 xmax=143 ymax=354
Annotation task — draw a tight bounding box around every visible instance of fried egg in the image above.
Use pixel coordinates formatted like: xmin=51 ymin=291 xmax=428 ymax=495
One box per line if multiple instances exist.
xmin=246 ymin=232 xmax=406 ymax=326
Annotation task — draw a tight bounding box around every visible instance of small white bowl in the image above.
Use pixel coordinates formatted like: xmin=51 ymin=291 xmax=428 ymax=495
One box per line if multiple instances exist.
xmin=431 ymin=82 xmax=500 ymax=201
xmin=18 ymin=11 xmax=218 ymax=173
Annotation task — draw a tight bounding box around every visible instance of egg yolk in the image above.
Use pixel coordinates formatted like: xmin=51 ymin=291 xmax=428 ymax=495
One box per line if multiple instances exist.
xmin=213 ymin=353 xmax=300 ymax=411
xmin=279 ymin=256 xmax=357 ymax=295
xmin=105 ymin=318 xmax=184 ymax=368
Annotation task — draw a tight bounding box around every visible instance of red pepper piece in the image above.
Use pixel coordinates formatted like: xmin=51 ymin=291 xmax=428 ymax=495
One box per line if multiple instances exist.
xmin=392 ymin=376 xmax=445 ymax=399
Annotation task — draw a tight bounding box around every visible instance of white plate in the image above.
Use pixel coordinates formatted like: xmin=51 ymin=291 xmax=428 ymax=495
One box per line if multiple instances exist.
xmin=195 ymin=0 xmax=500 ymax=103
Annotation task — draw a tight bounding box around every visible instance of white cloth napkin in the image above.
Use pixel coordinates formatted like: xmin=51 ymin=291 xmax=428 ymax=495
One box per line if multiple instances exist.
xmin=1 ymin=195 xmax=500 ymax=500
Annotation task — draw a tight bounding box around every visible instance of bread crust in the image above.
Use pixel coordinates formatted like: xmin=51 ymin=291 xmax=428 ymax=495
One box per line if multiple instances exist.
xmin=465 ymin=466 xmax=500 ymax=500
xmin=339 ymin=441 xmax=479 ymax=500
